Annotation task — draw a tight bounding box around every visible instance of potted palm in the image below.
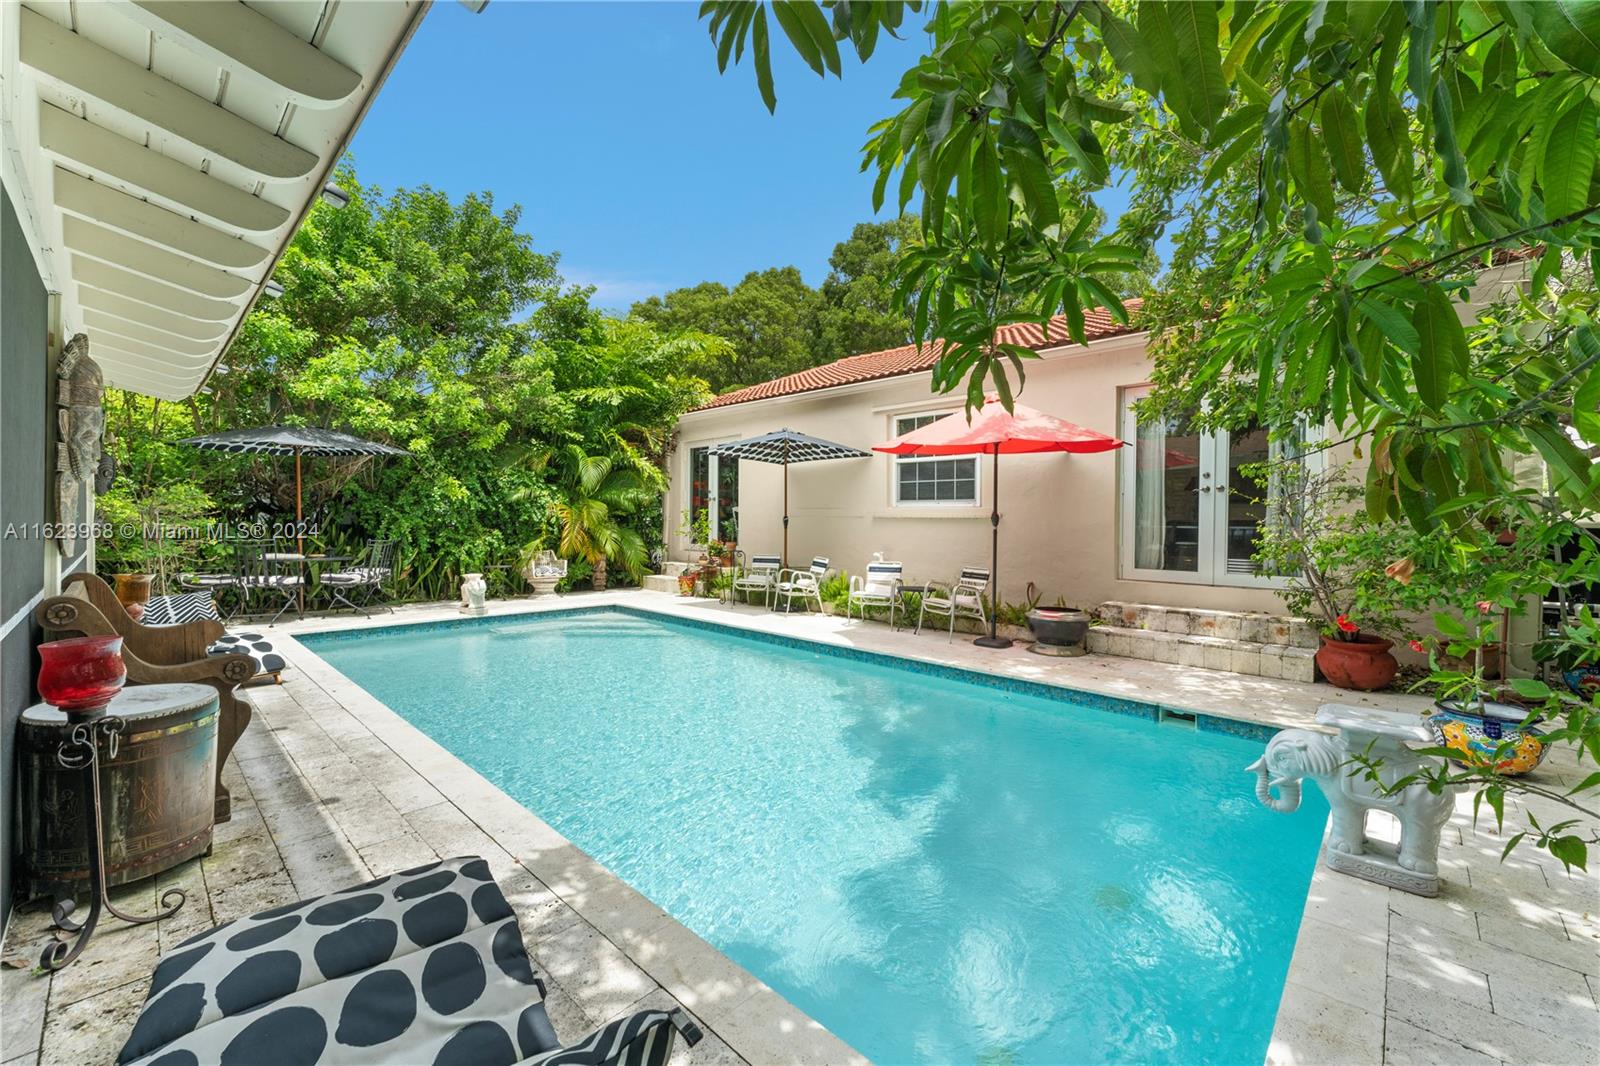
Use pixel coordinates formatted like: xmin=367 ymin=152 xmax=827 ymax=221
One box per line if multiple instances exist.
xmin=516 ymin=444 xmax=657 ymax=591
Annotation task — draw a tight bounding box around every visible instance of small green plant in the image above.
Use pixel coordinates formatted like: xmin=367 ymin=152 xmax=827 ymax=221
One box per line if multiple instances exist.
xmin=818 ymin=570 xmax=851 ymax=611
xmin=994 ymin=582 xmax=1044 ymax=628
xmin=678 ymin=509 xmax=710 ymax=547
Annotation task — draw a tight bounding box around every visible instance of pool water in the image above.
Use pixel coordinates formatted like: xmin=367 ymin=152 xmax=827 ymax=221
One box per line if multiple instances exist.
xmin=303 ymin=610 xmax=1328 ymax=1065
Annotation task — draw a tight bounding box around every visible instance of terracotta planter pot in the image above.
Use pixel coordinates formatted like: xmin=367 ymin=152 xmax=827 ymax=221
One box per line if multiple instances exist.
xmin=1316 ymin=635 xmax=1398 ymax=691
xmin=114 ymin=573 xmax=154 ymax=621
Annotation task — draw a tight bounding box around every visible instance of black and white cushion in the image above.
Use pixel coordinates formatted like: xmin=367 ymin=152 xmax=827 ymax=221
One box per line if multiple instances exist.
xmin=117 ymin=857 xmax=699 ymax=1066
xmin=322 ymin=566 xmax=391 ymax=587
xmin=143 ymin=592 xmax=223 ymax=626
xmin=208 ymin=631 xmax=287 ymax=677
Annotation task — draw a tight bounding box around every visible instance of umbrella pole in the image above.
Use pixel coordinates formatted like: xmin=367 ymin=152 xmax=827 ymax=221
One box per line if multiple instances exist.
xmin=782 ymin=450 xmax=790 ymax=570
xmin=295 ymin=448 xmax=305 ymax=617
xmin=974 ymin=444 xmax=1012 ymax=649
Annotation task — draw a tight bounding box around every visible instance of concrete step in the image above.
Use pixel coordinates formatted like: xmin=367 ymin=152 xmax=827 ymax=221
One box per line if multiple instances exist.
xmin=1086 ymin=625 xmax=1317 ymax=682
xmin=661 ymin=561 xmax=691 ymax=578
xmin=642 ymin=575 xmax=679 ymax=594
xmin=1094 ymin=601 xmax=1319 ymax=649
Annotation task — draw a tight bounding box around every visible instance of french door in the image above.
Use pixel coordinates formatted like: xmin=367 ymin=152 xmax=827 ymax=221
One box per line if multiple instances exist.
xmin=1118 ymin=387 xmax=1297 ymax=588
xmin=688 ymin=445 xmax=739 ymax=543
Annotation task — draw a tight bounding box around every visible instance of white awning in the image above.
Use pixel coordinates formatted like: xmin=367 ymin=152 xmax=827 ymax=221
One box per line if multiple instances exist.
xmin=0 ymin=1 xmax=430 ymax=400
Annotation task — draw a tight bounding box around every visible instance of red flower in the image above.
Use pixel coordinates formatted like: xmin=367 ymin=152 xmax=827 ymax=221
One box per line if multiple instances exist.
xmin=1335 ymin=614 xmax=1359 ymax=634
xmin=1475 ymin=600 xmax=1494 ymax=614
xmin=1409 ymin=639 xmax=1426 ymax=653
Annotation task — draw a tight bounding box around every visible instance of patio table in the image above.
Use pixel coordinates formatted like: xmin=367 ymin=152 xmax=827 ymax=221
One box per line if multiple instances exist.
xmin=892 ymin=580 xmax=933 ymax=631
xmin=256 ymin=553 xmax=353 ymax=616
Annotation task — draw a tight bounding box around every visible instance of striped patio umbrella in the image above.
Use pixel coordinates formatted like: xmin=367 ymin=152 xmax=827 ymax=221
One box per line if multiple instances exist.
xmin=183 ymin=426 xmax=407 ymax=610
xmin=711 ymin=429 xmax=869 ymax=567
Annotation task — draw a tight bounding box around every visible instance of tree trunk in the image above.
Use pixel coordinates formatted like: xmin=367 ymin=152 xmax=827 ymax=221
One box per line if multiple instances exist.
xmin=592 ymin=557 xmax=608 ymax=591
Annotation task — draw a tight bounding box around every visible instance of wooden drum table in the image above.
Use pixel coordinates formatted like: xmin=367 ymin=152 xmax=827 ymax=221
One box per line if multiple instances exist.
xmin=20 ymin=683 xmax=218 ymax=900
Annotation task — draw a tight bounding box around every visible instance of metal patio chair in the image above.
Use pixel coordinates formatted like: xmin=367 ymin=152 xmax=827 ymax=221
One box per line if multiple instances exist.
xmin=730 ymin=552 xmax=782 ymax=607
xmin=847 ymin=556 xmax=903 ymax=625
xmin=918 ymin=566 xmax=992 ymax=641
xmin=322 ymin=538 xmax=398 ymax=616
xmin=237 ymin=540 xmax=304 ymax=624
xmin=774 ymin=556 xmax=829 ymax=613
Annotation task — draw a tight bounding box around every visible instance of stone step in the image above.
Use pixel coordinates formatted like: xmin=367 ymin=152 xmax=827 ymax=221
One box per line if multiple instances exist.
xmin=1086 ymin=625 xmax=1317 ymax=682
xmin=642 ymin=575 xmax=679 ymax=594
xmin=661 ymin=561 xmax=691 ymax=578
xmin=1094 ymin=601 xmax=1319 ymax=649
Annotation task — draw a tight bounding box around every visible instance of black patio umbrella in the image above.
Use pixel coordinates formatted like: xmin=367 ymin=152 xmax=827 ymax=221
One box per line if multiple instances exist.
xmin=182 ymin=426 xmax=407 ymax=609
xmin=711 ymin=428 xmax=869 ymax=567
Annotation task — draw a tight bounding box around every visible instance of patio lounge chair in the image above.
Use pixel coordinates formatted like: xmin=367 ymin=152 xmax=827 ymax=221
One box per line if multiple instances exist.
xmin=36 ymin=573 xmax=255 ymax=821
xmin=322 ymin=539 xmax=398 ymax=616
xmin=115 ymin=855 xmax=703 ymax=1066
xmin=730 ymin=553 xmax=782 ymax=607
xmin=918 ymin=566 xmax=992 ymax=641
xmin=774 ymin=557 xmax=829 ymax=613
xmin=142 ymin=591 xmax=288 ymax=685
xmin=847 ymin=557 xmax=903 ymax=625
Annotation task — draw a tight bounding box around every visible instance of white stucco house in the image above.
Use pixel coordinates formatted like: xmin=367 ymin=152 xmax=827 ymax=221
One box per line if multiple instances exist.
xmin=665 ymin=300 xmax=1312 ymax=618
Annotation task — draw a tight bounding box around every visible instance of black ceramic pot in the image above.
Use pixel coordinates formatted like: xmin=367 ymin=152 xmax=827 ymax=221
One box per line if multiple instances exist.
xmin=1027 ymin=609 xmax=1089 ymax=656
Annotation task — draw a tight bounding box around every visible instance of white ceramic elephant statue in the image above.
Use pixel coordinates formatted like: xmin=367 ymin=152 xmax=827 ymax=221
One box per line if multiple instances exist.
xmin=1247 ymin=706 xmax=1460 ymax=895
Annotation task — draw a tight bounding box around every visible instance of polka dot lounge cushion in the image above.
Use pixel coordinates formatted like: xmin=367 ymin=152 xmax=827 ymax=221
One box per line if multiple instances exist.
xmin=117 ymin=857 xmax=698 ymax=1066
xmin=208 ymin=631 xmax=287 ymax=677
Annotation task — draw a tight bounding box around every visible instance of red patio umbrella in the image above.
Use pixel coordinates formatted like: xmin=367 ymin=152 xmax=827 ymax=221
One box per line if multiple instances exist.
xmin=875 ymin=394 xmax=1124 ymax=648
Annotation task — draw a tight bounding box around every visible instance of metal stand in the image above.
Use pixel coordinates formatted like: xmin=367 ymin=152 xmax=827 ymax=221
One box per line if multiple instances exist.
xmin=974 ymin=445 xmax=1013 ymax=649
xmin=40 ymin=712 xmax=185 ymax=971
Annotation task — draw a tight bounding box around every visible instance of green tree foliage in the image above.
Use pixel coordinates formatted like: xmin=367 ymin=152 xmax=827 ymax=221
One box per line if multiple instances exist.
xmin=629 ymin=216 xmax=916 ymax=392
xmin=631 ymin=267 xmax=817 ymax=391
xmin=701 ymin=0 xmax=1600 ymax=525
xmin=815 ymin=214 xmax=922 ymax=358
xmin=100 ymin=166 xmax=717 ymax=598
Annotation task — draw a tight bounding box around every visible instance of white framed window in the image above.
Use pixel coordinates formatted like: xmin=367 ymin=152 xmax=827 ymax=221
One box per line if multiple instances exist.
xmin=1118 ymin=386 xmax=1319 ymax=588
xmin=891 ymin=412 xmax=979 ymax=505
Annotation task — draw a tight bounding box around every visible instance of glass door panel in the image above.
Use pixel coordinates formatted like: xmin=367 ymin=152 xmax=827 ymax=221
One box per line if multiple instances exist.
xmin=1221 ymin=425 xmax=1270 ymax=577
xmin=716 ymin=457 xmax=739 ymax=542
xmin=1126 ymin=404 xmax=1203 ymax=576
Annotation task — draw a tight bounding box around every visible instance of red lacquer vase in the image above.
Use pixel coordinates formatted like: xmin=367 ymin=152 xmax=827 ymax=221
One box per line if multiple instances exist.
xmin=37 ymin=635 xmax=127 ymax=713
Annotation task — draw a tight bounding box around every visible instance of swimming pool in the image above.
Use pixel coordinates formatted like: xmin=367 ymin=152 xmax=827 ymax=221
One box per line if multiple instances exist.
xmin=303 ymin=608 xmax=1328 ymax=1065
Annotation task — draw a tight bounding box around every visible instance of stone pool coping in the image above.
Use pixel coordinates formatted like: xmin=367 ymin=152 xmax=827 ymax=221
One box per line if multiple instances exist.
xmin=280 ymin=591 xmax=1596 ymax=1065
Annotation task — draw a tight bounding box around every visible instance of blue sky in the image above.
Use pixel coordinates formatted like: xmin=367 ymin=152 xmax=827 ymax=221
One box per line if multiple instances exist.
xmin=348 ymin=1 xmax=931 ymax=311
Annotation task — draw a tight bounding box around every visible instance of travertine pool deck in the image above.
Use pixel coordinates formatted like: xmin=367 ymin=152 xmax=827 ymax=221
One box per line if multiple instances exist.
xmin=3 ymin=589 xmax=1596 ymax=1066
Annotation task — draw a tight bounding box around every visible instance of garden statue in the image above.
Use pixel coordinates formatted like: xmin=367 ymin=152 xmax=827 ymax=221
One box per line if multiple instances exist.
xmin=459 ymin=573 xmax=487 ymax=616
xmin=523 ymin=550 xmax=566 ymax=597
xmin=1247 ymin=704 xmax=1458 ymax=896
xmin=54 ymin=334 xmax=104 ymax=559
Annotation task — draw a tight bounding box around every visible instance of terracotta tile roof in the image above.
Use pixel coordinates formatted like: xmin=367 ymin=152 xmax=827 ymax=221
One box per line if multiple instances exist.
xmin=693 ymin=299 xmax=1143 ymax=412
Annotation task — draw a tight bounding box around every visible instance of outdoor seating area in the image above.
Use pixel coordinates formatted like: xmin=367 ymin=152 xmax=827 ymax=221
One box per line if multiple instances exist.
xmin=5 ymin=4 xmax=1600 ymax=1066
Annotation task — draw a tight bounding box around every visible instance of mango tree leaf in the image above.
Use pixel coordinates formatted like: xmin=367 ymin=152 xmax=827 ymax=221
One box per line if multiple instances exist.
xmin=1542 ymin=94 xmax=1598 ymax=220
xmin=1526 ymin=0 xmax=1600 ymax=76
xmin=752 ymin=6 xmax=776 ymax=112
xmin=1166 ymin=0 xmax=1229 ymax=135
xmin=1357 ymin=297 xmax=1421 ymax=355
xmin=1320 ymin=88 xmax=1366 ymax=192
xmin=1412 ymin=286 xmax=1468 ymax=411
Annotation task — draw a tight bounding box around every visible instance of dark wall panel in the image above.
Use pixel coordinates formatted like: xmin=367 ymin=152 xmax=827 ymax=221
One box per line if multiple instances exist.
xmin=2 ymin=181 xmax=51 ymax=926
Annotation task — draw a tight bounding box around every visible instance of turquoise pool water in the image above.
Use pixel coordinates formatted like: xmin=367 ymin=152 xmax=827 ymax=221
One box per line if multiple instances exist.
xmin=303 ymin=609 xmax=1328 ymax=1065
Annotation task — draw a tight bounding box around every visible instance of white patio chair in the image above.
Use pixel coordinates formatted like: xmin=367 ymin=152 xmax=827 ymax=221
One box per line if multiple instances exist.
xmin=847 ymin=558 xmax=903 ymax=625
xmin=731 ymin=553 xmax=782 ymax=607
xmin=774 ymin=556 xmax=829 ymax=613
xmin=918 ymin=566 xmax=991 ymax=641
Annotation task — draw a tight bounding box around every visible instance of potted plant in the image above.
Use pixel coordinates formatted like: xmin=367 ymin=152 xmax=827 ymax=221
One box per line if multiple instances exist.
xmin=1253 ymin=467 xmax=1413 ymax=690
xmin=1536 ymin=607 xmax=1600 ymax=699
xmin=1424 ymin=602 xmax=1551 ymax=776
